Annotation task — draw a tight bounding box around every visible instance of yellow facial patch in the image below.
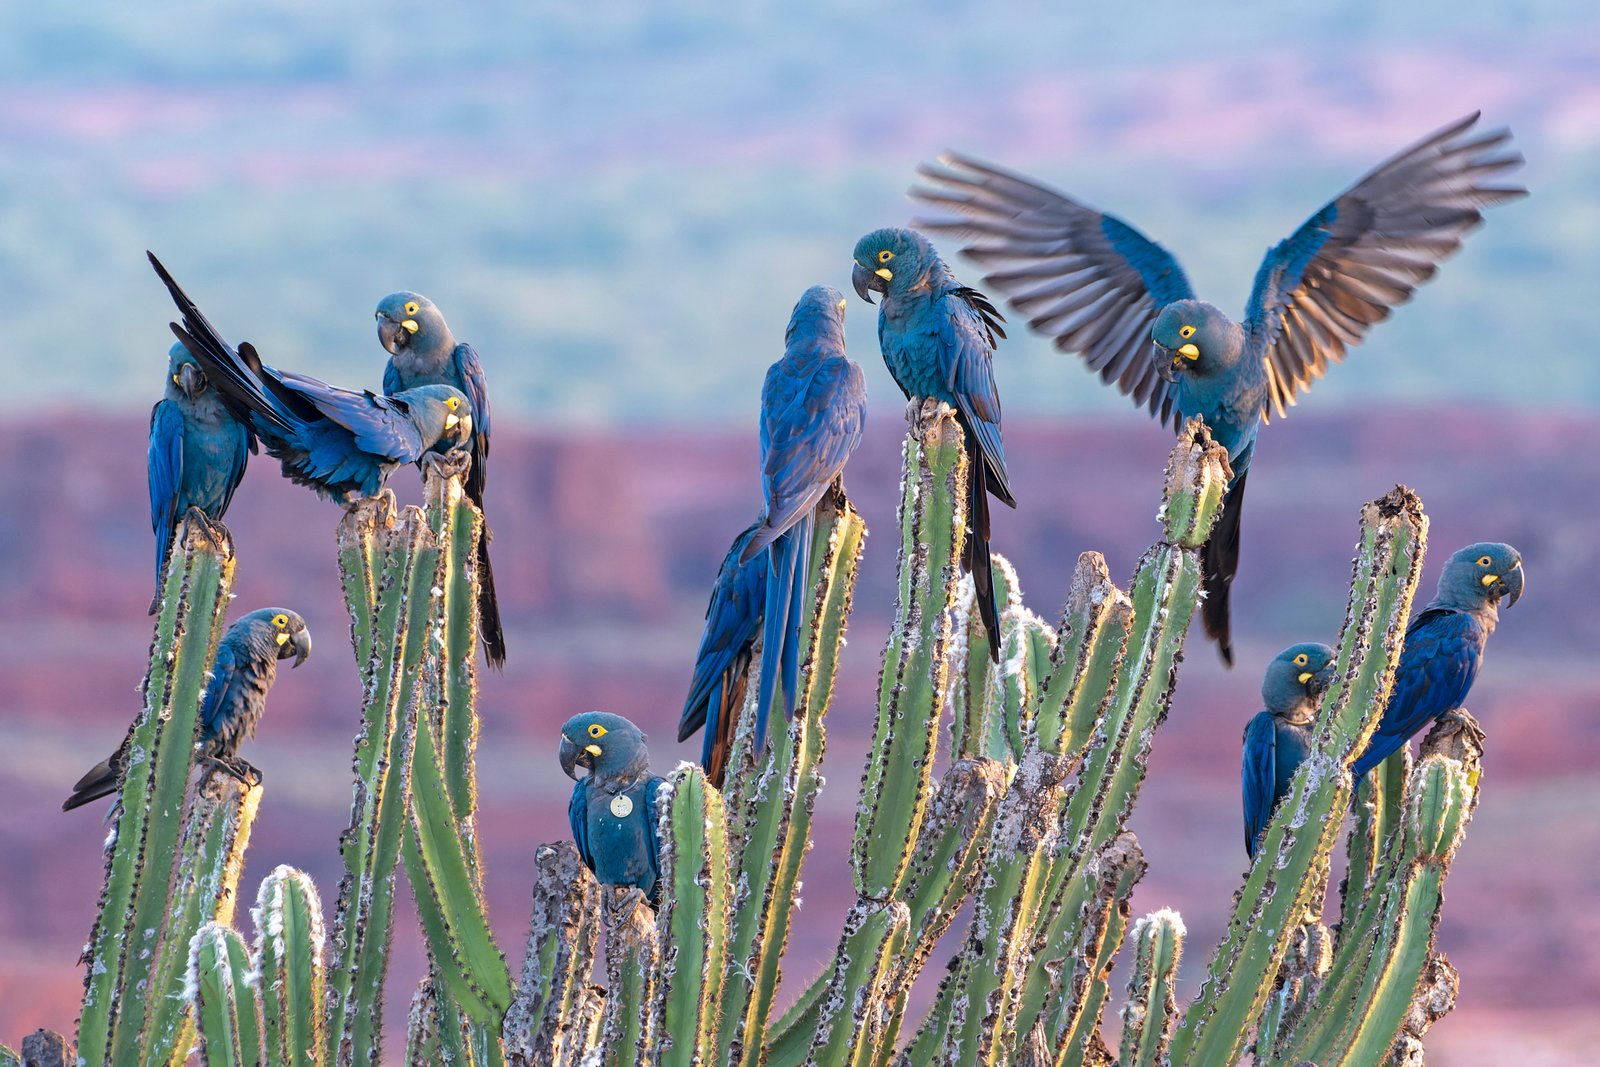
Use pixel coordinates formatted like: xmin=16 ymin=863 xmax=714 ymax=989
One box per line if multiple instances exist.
xmin=1481 ymin=573 xmax=1499 ymax=586
xmin=401 ymin=319 xmax=419 ymax=334
xmin=588 ymin=723 xmax=607 ymax=738
xmin=875 ymin=268 xmax=893 ymax=281
xmin=1297 ymin=672 xmax=1313 ymax=684
xmin=584 ymin=744 xmax=603 ymax=757
xmin=1178 ymin=343 xmax=1200 ymax=359
xmin=276 ymin=632 xmax=291 ymax=646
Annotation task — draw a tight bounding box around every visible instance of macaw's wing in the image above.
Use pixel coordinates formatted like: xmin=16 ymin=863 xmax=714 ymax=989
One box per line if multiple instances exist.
xmin=568 ymin=777 xmax=594 ymax=872
xmin=148 ymin=400 xmax=185 ymax=578
xmin=198 ymin=639 xmax=254 ymax=754
xmin=215 ymin=415 xmax=254 ymax=517
xmin=276 ymin=375 xmax=427 ymax=461
xmin=1241 ymin=711 xmax=1278 ymax=859
xmin=381 ymin=360 xmax=403 ymax=399
xmin=452 ymin=343 xmax=492 ymax=480
xmin=936 ymin=288 xmax=1016 ymax=505
xmin=643 ymin=775 xmax=664 ymax=894
xmin=747 ymin=358 xmax=866 ymax=557
xmin=679 ymin=523 xmax=766 ymax=742
xmin=1352 ymin=609 xmax=1481 ymax=777
xmin=1246 ymin=113 xmax=1525 ymax=421
xmin=912 ymin=153 xmax=1195 ymax=427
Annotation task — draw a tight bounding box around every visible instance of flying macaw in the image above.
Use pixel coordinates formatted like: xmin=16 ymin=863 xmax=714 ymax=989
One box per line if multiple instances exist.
xmin=377 ymin=292 xmax=505 ymax=668
xmin=1241 ymin=642 xmax=1336 ymax=858
xmin=561 ymin=711 xmax=666 ymax=899
xmin=912 ymin=113 xmax=1525 ymax=665
xmin=852 ymin=227 xmax=1013 ymax=660
xmin=64 ymin=608 xmax=311 ymax=811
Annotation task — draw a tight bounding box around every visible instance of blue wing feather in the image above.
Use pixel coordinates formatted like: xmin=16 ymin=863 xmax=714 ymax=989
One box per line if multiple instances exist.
xmin=1352 ymin=609 xmax=1482 ymax=777
xmin=568 ymin=777 xmax=594 ymax=871
xmin=1241 ymin=712 xmax=1278 ymax=858
xmin=148 ymin=401 xmax=185 ymax=584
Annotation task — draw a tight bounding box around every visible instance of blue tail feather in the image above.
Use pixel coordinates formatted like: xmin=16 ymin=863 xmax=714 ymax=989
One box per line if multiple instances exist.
xmin=754 ymin=515 xmax=812 ymax=753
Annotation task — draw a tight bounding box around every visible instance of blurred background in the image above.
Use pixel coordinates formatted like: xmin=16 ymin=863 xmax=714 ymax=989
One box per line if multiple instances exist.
xmin=2 ymin=2 xmax=1597 ymax=1063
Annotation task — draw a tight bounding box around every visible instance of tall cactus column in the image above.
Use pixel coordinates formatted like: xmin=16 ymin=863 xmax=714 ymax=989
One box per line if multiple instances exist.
xmin=77 ymin=515 xmax=237 ymax=1066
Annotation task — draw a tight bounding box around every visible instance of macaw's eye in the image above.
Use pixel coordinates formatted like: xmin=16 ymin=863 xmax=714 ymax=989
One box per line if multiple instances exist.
xmin=404 ymin=301 xmax=420 ymax=316
xmin=877 ymin=250 xmax=894 ymax=264
xmin=587 ymin=724 xmax=607 ymax=739
xmin=1179 ymin=325 xmax=1196 ymax=339
xmin=446 ymin=397 xmax=461 ymax=411
xmin=272 ymin=614 xmax=290 ymax=629
xmin=1477 ymin=555 xmax=1493 ymax=567
xmin=1293 ymin=653 xmax=1309 ymax=667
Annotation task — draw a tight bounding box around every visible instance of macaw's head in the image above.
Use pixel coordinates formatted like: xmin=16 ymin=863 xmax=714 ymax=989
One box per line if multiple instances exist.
xmin=560 ymin=712 xmax=652 ymax=782
xmin=786 ymin=285 xmax=848 ymax=346
xmin=405 ymin=385 xmax=474 ymax=451
xmin=1261 ymin=642 xmax=1337 ymax=717
xmin=852 ymin=227 xmax=941 ymax=304
xmin=1152 ymin=300 xmax=1243 ymax=382
xmin=237 ymin=607 xmax=313 ymax=668
xmin=1436 ymin=542 xmax=1524 ymax=613
xmin=376 ymin=292 xmax=452 ymax=358
xmin=166 ymin=341 xmax=208 ymax=401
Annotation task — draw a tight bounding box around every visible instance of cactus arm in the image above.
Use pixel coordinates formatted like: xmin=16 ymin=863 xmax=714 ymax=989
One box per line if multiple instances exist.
xmin=187 ymin=923 xmax=262 ymax=1067
xmin=403 ymin=980 xmax=444 ymax=1066
xmin=423 ymin=464 xmax=485 ymax=829
xmin=1118 ymin=909 xmax=1185 ymax=1067
xmin=503 ymin=843 xmax=603 ymax=1067
xmin=252 ymin=866 xmax=327 ymax=1067
xmin=1170 ymin=487 xmax=1428 ymax=1066
xmin=600 ymin=890 xmax=660 ymax=1067
xmin=1033 ymin=553 xmax=1132 ymax=760
xmin=852 ymin=405 xmax=967 ymax=900
xmin=138 ymin=769 xmax=263 ymax=1065
xmin=326 ymin=507 xmax=431 ymax=1065
xmin=803 ymin=901 xmax=911 ymax=1067
xmin=649 ymin=766 xmax=729 ymax=1067
xmin=77 ymin=516 xmax=234 ymax=1067
xmin=719 ymin=494 xmax=866 ymax=1062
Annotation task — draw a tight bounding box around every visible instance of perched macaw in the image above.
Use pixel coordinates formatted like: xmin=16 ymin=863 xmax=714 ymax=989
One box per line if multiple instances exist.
xmin=1241 ymin=642 xmax=1336 ymax=858
xmin=377 ymin=292 xmax=505 ymax=668
xmin=740 ymin=285 xmax=866 ymax=752
xmin=148 ymin=340 xmax=255 ymax=611
xmin=852 ymin=228 xmax=1013 ymax=660
xmin=678 ymin=521 xmax=767 ymax=788
xmin=912 ymin=113 xmax=1525 ymax=665
xmin=561 ymin=711 xmax=666 ymax=899
xmin=64 ymin=608 xmax=312 ymax=811
xmin=1352 ymin=542 xmax=1523 ymax=779
xmin=149 ymin=254 xmax=473 ymax=503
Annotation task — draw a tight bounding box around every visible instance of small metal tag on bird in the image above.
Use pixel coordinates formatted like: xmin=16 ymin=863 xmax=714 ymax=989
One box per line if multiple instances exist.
xmin=610 ymin=794 xmax=633 ymax=818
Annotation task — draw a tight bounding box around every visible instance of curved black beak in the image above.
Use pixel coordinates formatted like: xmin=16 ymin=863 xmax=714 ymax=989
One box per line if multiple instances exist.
xmin=1153 ymin=341 xmax=1180 ymax=384
xmin=559 ymin=735 xmax=581 ymax=780
xmin=176 ymin=360 xmax=206 ymax=400
xmin=376 ymin=312 xmax=409 ymax=355
xmin=852 ymin=261 xmax=886 ymax=305
xmin=288 ymin=626 xmax=313 ymax=669
xmin=1497 ymin=561 xmax=1524 ymax=608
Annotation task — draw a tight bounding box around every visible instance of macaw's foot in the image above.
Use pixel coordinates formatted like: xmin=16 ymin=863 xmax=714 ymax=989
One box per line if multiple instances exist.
xmin=345 ymin=487 xmax=398 ymax=520
xmin=421 ymin=447 xmax=473 ymax=484
xmin=183 ymin=507 xmax=233 ymax=553
xmin=200 ymin=755 xmax=263 ymax=788
xmin=1422 ymin=708 xmax=1488 ymax=774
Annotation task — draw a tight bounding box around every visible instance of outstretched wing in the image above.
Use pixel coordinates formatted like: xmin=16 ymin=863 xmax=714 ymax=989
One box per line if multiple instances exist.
xmin=276 ymin=374 xmax=427 ymax=461
xmin=913 ymin=152 xmax=1195 ymax=426
xmin=449 ymin=343 xmax=492 ymax=506
xmin=1241 ymin=711 xmax=1278 ymax=858
xmin=746 ymin=356 xmax=866 ymax=557
xmin=1246 ymin=113 xmax=1526 ymax=420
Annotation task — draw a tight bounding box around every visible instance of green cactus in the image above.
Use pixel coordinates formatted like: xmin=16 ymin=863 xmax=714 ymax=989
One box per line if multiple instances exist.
xmin=254 ymin=866 xmax=327 ymax=1067
xmin=600 ymin=890 xmax=660 ymax=1066
xmin=188 ymin=923 xmax=262 ymax=1067
xmin=1119 ymin=908 xmax=1185 ymax=1067
xmin=77 ymin=515 xmax=236 ymax=1067
xmin=503 ymin=843 xmax=603 ymax=1066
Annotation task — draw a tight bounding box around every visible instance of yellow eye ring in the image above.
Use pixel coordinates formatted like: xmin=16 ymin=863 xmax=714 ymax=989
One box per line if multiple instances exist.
xmin=1293 ymin=653 xmax=1308 ymax=667
xmin=877 ymin=250 xmax=894 ymax=263
xmin=272 ymin=614 xmax=289 ymax=629
xmin=446 ymin=396 xmax=461 ymax=410
xmin=587 ymin=724 xmax=607 ymax=739
xmin=1476 ymin=555 xmax=1492 ymax=567
xmin=1178 ymin=324 xmax=1196 ymax=339
xmin=404 ymin=301 xmax=420 ymax=316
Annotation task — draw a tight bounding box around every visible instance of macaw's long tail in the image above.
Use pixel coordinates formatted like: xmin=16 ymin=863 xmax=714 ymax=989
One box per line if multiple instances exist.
xmin=62 ymin=757 xmax=119 ymax=812
xmin=474 ymin=530 xmax=506 ymax=669
xmin=958 ymin=417 xmax=1002 ymax=662
xmin=700 ymin=670 xmax=751 ymax=789
xmin=754 ymin=515 xmax=813 ymax=753
xmin=1201 ymin=467 xmax=1249 ymax=667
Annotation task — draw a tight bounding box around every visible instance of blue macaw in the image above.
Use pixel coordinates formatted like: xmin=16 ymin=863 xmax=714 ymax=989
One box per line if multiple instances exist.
xmin=377 ymin=292 xmax=505 ymax=668
xmin=149 ymin=254 xmax=473 ymax=503
xmin=64 ymin=608 xmax=312 ymax=811
xmin=912 ymin=113 xmax=1525 ymax=665
xmin=852 ymin=227 xmax=1013 ymax=660
xmin=148 ymin=340 xmax=255 ymax=611
xmin=1352 ymin=542 xmax=1523 ymax=779
xmin=740 ymin=285 xmax=866 ymax=752
xmin=1241 ymin=642 xmax=1336 ymax=858
xmin=560 ymin=711 xmax=666 ymax=899
xmin=677 ymin=521 xmax=767 ymax=787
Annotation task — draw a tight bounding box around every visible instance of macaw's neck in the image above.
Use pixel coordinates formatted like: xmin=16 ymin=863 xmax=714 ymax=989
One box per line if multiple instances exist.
xmin=1427 ymin=593 xmax=1500 ymax=637
xmin=392 ymin=335 xmax=457 ymax=377
xmin=597 ymin=755 xmax=653 ymax=793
